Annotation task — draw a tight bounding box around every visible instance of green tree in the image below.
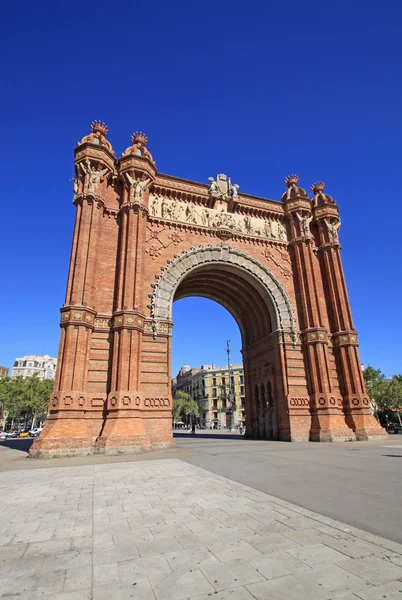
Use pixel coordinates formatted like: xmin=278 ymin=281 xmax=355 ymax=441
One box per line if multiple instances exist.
xmin=364 ymin=366 xmax=402 ymax=412
xmin=172 ymin=391 xmax=199 ymax=425
xmin=182 ymin=398 xmax=199 ymax=424
xmin=388 ymin=376 xmax=402 ymax=409
xmin=172 ymin=391 xmax=190 ymax=423
xmin=23 ymin=375 xmax=53 ymax=427
xmin=0 ymin=375 xmax=52 ymax=429
xmin=1 ymin=377 xmax=26 ymax=426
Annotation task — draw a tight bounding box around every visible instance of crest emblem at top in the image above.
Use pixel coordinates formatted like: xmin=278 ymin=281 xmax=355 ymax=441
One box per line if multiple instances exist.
xmin=208 ymin=174 xmax=239 ymax=200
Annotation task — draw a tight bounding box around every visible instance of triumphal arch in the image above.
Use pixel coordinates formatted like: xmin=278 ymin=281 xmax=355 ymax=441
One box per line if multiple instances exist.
xmin=30 ymin=122 xmax=385 ymax=456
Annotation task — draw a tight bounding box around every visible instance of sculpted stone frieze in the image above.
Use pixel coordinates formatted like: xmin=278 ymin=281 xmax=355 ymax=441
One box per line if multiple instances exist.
xmin=148 ymin=194 xmax=287 ymax=242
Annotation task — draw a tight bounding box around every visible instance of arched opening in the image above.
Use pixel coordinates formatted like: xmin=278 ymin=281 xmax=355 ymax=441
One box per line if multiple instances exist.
xmin=155 ymin=246 xmax=295 ymax=440
xmin=172 ymin=297 xmax=244 ymax=431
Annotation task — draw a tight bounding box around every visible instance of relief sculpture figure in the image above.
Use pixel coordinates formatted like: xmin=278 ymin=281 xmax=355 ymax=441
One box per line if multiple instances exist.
xmin=147 ymin=193 xmax=287 ymax=243
xmin=208 ymin=177 xmax=219 ymax=194
xmin=125 ymin=173 xmax=151 ymax=202
xmin=150 ymin=196 xmax=159 ymax=216
xmin=79 ymin=160 xmax=109 ymax=195
xmin=161 ymin=197 xmax=169 ymax=218
xmin=186 ymin=204 xmax=198 ymax=224
xmin=244 ymin=215 xmax=253 ymax=234
xmin=295 ymin=211 xmax=313 ymax=238
xmin=264 ymin=219 xmax=272 ymax=238
xmin=277 ymin=221 xmax=287 ymax=241
xmin=324 ymin=218 xmax=341 ymax=243
xmin=200 ymin=207 xmax=209 ymax=226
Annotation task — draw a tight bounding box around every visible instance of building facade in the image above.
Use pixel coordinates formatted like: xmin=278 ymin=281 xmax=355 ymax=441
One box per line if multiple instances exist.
xmin=31 ymin=122 xmax=386 ymax=457
xmin=174 ymin=364 xmax=246 ymax=428
xmin=0 ymin=366 xmax=9 ymax=379
xmin=12 ymin=355 xmax=57 ymax=380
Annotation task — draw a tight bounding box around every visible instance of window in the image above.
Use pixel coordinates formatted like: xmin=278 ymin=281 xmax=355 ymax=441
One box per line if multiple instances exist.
xmin=213 ymin=400 xmax=218 ymax=409
xmin=213 ymin=412 xmax=218 ymax=420
xmin=222 ymin=377 xmax=226 ymax=386
xmin=240 ymin=386 xmax=244 ymax=394
xmin=212 ymin=377 xmax=216 ymax=386
xmin=212 ymin=388 xmax=217 ymax=397
xmin=241 ymin=397 xmax=245 ymax=408
xmin=13 ymin=361 xmax=18 ymax=367
xmin=240 ymin=375 xmax=244 ymax=384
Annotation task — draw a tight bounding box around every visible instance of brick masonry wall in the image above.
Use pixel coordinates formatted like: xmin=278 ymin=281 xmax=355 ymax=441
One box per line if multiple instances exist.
xmin=30 ymin=128 xmax=386 ymax=457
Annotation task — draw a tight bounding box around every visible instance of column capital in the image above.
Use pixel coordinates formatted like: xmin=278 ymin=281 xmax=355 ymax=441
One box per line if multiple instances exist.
xmin=300 ymin=327 xmax=329 ymax=344
xmin=60 ymin=305 xmax=97 ymax=329
xmin=111 ymin=310 xmax=146 ymax=331
xmin=332 ymin=330 xmax=359 ymax=347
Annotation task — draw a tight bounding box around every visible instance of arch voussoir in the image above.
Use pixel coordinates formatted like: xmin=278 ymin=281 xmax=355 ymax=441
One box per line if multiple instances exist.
xmin=152 ymin=244 xmax=295 ymax=335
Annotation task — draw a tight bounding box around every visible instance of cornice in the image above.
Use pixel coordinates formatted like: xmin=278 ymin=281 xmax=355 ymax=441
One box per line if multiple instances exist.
xmin=154 ymin=173 xmax=284 ymax=218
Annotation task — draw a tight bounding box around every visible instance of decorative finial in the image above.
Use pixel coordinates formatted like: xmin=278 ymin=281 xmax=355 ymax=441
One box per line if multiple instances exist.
xmin=91 ymin=121 xmax=108 ymax=136
xmin=131 ymin=131 xmax=148 ymax=145
xmin=311 ymin=181 xmax=325 ymax=194
xmin=285 ymin=174 xmax=299 ymax=187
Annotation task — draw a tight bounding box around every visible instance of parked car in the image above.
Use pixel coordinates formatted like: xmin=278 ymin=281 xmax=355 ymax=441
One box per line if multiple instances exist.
xmin=29 ymin=427 xmax=43 ymax=437
xmin=376 ymin=411 xmax=402 ymax=434
xmin=19 ymin=428 xmax=32 ymax=438
xmin=7 ymin=430 xmax=20 ymax=438
xmin=0 ymin=431 xmax=8 ymax=440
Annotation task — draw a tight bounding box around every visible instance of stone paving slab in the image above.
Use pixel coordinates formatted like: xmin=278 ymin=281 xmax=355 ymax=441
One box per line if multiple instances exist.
xmin=0 ymin=458 xmax=402 ymax=599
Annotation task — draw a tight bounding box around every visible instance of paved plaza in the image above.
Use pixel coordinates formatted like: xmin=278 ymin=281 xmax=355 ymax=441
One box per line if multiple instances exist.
xmin=1 ymin=450 xmax=402 ymax=599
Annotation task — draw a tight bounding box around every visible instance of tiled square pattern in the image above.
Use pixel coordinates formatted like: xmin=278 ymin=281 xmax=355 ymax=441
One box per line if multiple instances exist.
xmin=1 ymin=459 xmax=402 ymax=599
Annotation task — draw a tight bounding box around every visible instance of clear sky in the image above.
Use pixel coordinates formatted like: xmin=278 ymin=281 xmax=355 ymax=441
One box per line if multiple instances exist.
xmin=1 ymin=1 xmax=401 ymax=377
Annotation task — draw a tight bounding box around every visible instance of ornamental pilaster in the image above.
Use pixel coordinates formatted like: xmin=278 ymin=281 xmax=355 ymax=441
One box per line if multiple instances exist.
xmin=283 ymin=175 xmax=349 ymax=439
xmin=311 ymin=182 xmax=384 ymax=437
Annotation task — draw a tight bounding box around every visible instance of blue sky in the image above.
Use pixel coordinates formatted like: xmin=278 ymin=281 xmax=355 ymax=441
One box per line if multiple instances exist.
xmin=1 ymin=1 xmax=401 ymax=377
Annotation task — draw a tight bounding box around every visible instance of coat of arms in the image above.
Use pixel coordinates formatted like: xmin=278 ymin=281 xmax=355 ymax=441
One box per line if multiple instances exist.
xmin=208 ymin=174 xmax=239 ymax=200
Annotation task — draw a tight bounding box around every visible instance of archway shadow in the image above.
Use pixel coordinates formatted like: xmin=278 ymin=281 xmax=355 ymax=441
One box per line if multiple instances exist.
xmin=0 ymin=439 xmax=34 ymax=453
xmin=173 ymin=432 xmax=245 ymax=441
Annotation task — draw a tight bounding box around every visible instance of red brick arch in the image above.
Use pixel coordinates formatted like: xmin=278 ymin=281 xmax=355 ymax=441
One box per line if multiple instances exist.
xmin=30 ymin=124 xmax=386 ymax=457
xmin=152 ymin=243 xmax=296 ymax=335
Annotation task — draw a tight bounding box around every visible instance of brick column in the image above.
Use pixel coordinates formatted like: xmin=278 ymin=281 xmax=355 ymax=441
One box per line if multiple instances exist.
xmin=283 ymin=176 xmax=355 ymax=441
xmin=312 ymin=182 xmax=386 ymax=440
xmin=96 ymin=134 xmax=173 ymax=453
xmin=30 ymin=122 xmax=115 ymax=457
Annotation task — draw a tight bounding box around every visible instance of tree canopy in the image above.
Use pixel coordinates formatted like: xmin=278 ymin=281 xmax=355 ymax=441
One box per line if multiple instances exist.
xmin=0 ymin=375 xmax=52 ymax=427
xmin=364 ymin=367 xmax=402 ymax=412
xmin=172 ymin=390 xmax=199 ymax=423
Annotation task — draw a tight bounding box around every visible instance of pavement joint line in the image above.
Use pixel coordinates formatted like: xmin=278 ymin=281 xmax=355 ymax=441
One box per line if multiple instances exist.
xmin=158 ymin=459 xmax=402 ymax=556
xmin=2 ymin=439 xmax=402 ymax=596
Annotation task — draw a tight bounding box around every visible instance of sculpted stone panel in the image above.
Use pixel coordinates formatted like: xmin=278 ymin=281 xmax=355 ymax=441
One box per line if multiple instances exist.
xmin=148 ymin=194 xmax=287 ymax=242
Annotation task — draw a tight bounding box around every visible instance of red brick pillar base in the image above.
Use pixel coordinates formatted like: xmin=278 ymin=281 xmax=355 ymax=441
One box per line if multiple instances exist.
xmin=93 ymin=393 xmax=174 ymax=454
xmin=309 ymin=399 xmax=356 ymax=442
xmin=29 ymin=391 xmax=104 ymax=457
xmin=344 ymin=395 xmax=388 ymax=440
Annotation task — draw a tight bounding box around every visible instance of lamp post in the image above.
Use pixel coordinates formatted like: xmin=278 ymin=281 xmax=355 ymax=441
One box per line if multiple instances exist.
xmin=226 ymin=340 xmax=236 ymax=431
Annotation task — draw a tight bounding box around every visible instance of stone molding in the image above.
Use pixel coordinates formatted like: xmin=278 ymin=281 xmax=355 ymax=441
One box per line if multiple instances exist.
xmin=332 ymin=330 xmax=359 ymax=346
xmin=148 ymin=194 xmax=288 ymax=242
xmin=150 ymin=244 xmax=296 ymax=335
xmin=60 ymin=307 xmax=96 ymax=328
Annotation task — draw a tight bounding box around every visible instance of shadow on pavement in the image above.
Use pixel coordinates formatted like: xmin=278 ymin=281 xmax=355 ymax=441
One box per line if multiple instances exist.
xmin=173 ymin=432 xmax=244 ymax=441
xmin=382 ymin=454 xmax=402 ymax=458
xmin=0 ymin=439 xmax=33 ymax=453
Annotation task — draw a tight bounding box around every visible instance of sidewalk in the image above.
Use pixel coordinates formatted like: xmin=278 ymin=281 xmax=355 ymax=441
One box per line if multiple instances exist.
xmin=0 ymin=458 xmax=401 ymax=599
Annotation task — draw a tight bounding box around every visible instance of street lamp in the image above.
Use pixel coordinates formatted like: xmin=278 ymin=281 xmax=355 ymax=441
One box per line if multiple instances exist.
xmin=226 ymin=340 xmax=236 ymax=431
